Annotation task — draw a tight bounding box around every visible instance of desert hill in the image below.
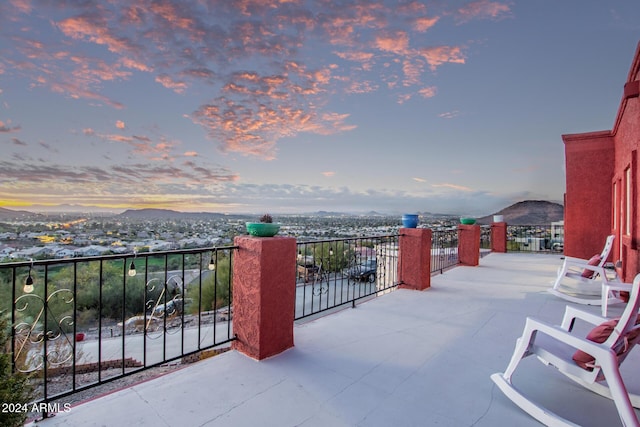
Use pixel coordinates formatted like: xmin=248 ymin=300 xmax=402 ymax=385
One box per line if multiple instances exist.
xmin=476 ymin=200 xmax=563 ymax=225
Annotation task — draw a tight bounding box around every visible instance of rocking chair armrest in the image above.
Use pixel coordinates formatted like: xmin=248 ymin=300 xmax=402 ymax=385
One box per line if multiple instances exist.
xmin=522 ymin=317 xmax=613 ymax=358
xmin=563 ymin=255 xmax=592 ymax=265
xmin=560 ymin=305 xmax=606 ymax=331
xmin=578 ymin=263 xmax=605 ymax=272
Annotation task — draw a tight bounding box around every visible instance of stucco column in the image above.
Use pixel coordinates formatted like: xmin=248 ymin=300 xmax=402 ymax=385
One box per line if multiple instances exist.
xmin=232 ymin=236 xmax=296 ymax=360
xmin=458 ymin=224 xmax=480 ymax=266
xmin=490 ymin=222 xmax=507 ymax=253
xmin=398 ymin=228 xmax=431 ymax=290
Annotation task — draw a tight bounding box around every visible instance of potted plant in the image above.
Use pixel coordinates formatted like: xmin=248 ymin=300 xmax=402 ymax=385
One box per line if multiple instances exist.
xmin=246 ymin=214 xmax=281 ymax=237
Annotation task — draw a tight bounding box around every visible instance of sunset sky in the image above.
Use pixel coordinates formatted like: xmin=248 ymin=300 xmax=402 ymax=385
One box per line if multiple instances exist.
xmin=1 ymin=1 xmax=639 ymax=215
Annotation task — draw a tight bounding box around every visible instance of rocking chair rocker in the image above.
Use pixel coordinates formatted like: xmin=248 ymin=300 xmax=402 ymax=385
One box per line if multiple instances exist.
xmin=492 ymin=273 xmax=640 ymax=426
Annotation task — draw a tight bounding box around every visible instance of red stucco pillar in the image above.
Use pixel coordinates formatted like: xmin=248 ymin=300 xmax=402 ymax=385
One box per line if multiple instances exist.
xmin=563 ymin=132 xmax=614 ymax=259
xmin=232 ymin=236 xmax=296 ymax=360
xmin=398 ymin=228 xmax=431 ymax=290
xmin=458 ymin=225 xmax=480 ymax=266
xmin=490 ymin=222 xmax=507 ymax=253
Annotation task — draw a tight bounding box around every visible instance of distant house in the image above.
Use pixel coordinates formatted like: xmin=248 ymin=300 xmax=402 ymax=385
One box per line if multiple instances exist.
xmin=54 ymin=248 xmax=76 ymax=258
xmin=0 ymin=245 xmax=15 ymax=257
xmin=147 ymin=240 xmax=173 ymax=252
xmin=74 ymin=245 xmax=111 ymax=257
xmin=13 ymin=246 xmax=52 ymax=259
xmin=563 ymin=41 xmax=640 ymax=282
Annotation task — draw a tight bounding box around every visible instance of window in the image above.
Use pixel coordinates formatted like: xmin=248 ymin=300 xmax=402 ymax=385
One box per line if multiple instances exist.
xmin=613 ymin=181 xmax=618 ymax=230
xmin=626 ymin=167 xmax=632 ymax=236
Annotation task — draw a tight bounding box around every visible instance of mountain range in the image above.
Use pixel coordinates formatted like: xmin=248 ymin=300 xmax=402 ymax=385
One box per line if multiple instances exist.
xmin=0 ymin=200 xmax=564 ymax=223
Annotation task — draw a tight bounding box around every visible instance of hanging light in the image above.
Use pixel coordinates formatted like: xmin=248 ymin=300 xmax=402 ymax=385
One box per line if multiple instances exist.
xmin=329 ymin=248 xmax=334 ymax=256
xmin=128 ymin=252 xmax=138 ymax=277
xmin=23 ymin=269 xmax=34 ymax=294
xmin=208 ymin=254 xmax=216 ymax=271
xmin=128 ymin=259 xmax=137 ymax=277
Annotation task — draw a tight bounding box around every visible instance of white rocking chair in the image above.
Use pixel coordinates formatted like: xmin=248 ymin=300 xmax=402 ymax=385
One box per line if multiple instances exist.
xmin=549 ymin=235 xmax=627 ymax=315
xmin=492 ymin=273 xmax=640 ymax=426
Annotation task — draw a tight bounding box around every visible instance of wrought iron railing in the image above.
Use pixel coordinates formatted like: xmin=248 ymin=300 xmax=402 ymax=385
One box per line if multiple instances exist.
xmin=1 ymin=246 xmax=236 ymax=416
xmin=507 ymin=224 xmax=564 ymax=253
xmin=295 ymin=235 xmax=399 ymax=320
xmin=431 ymin=229 xmax=459 ymax=273
xmin=480 ymin=225 xmax=491 ymax=250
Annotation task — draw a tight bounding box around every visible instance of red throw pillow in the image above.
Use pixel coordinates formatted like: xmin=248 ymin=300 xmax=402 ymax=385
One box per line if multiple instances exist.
xmin=573 ymin=319 xmax=617 ymax=370
xmin=581 ymin=254 xmax=602 ymax=278
xmin=573 ymin=318 xmax=640 ymax=370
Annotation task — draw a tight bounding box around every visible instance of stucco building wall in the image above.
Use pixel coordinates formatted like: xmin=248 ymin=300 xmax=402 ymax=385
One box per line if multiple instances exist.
xmin=563 ymin=41 xmax=640 ymax=282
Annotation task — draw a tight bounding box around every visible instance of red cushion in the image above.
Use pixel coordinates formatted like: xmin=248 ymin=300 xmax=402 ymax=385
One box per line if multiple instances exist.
xmin=573 ymin=319 xmax=617 ymax=370
xmin=581 ymin=254 xmax=602 ymax=278
xmin=573 ymin=318 xmax=640 ymax=370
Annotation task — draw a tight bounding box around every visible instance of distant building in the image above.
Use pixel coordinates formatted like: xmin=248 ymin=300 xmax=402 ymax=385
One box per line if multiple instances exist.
xmin=563 ymin=41 xmax=640 ymax=282
xmin=0 ymin=245 xmax=15 ymax=257
xmin=74 ymin=245 xmax=112 ymax=257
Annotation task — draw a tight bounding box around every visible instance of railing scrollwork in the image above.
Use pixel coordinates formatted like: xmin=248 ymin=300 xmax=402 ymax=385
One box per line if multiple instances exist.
xmin=13 ymin=288 xmax=75 ymax=373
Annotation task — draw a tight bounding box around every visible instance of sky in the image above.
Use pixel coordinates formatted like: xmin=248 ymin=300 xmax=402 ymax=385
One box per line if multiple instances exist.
xmin=1 ymin=0 xmax=639 ymax=216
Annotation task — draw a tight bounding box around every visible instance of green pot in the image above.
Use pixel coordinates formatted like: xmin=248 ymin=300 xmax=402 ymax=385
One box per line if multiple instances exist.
xmin=246 ymin=222 xmax=281 ymax=237
xmin=460 ymin=217 xmax=476 ymax=225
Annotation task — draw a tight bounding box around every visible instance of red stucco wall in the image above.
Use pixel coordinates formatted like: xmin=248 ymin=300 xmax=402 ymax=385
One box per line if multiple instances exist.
xmin=457 ymin=225 xmax=480 ymax=266
xmin=611 ymin=52 xmax=640 ymax=281
xmin=398 ymin=228 xmax=431 ymax=290
xmin=232 ymin=236 xmax=296 ymax=360
xmin=490 ymin=222 xmax=507 ymax=253
xmin=563 ymin=41 xmax=640 ymax=281
xmin=562 ymin=132 xmax=614 ymax=260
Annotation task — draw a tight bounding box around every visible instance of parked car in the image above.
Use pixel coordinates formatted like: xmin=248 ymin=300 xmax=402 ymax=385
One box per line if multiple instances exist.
xmin=153 ymin=297 xmax=192 ymax=316
xmin=550 ymin=239 xmax=564 ymax=252
xmin=347 ymin=259 xmax=377 ymax=283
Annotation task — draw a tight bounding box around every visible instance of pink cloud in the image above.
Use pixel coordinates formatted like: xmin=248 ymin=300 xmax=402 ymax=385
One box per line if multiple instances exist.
xmin=418 ymin=45 xmax=466 ymax=71
xmin=156 ymin=74 xmax=188 ymax=93
xmin=456 ymin=0 xmax=512 ymax=24
xmin=345 ymin=80 xmax=379 ymax=94
xmin=418 ymin=86 xmax=437 ymax=98
xmin=334 ymin=51 xmax=375 ymax=63
xmin=116 ymin=120 xmax=125 ymax=129
xmin=432 ymin=183 xmax=473 ymax=192
xmin=413 ymin=16 xmax=440 ymax=32
xmin=1 ymin=0 xmax=503 ymax=161
xmin=0 ymin=120 xmax=21 ymax=133
xmin=374 ymin=31 xmax=410 ymax=55
xmin=119 ymin=57 xmax=153 ymax=72
xmin=402 ymin=60 xmax=423 ymax=86
xmin=149 ymin=1 xmax=197 ymax=32
xmin=57 ymin=15 xmax=137 ymax=55
xmin=397 ymin=93 xmax=412 ymax=104
xmin=439 ymin=110 xmax=460 ymax=119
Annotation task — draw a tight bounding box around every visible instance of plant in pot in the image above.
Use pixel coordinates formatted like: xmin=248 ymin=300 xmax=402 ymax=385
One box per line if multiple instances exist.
xmin=246 ymin=214 xmax=281 ymax=237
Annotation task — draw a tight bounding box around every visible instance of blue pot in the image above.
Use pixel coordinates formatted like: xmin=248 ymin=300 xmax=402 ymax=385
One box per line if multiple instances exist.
xmin=401 ymin=214 xmax=419 ymax=228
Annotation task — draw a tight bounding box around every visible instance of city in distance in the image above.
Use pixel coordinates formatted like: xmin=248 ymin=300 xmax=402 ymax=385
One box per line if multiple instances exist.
xmin=0 ymin=200 xmax=563 ymax=263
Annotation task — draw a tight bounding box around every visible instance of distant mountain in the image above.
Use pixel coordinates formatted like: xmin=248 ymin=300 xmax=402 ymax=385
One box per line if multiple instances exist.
xmin=118 ymin=208 xmax=227 ymax=220
xmin=476 ymin=200 xmax=563 ymax=225
xmin=28 ymin=204 xmax=121 ymax=214
xmin=0 ymin=207 xmax=38 ymax=219
xmin=312 ymin=211 xmax=352 ymax=217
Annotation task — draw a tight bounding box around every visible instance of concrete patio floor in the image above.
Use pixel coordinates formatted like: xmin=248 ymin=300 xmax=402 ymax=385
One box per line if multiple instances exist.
xmin=29 ymin=253 xmax=640 ymax=426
